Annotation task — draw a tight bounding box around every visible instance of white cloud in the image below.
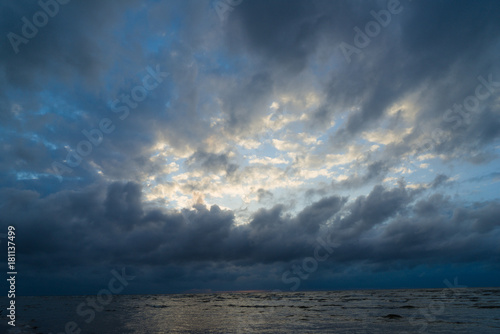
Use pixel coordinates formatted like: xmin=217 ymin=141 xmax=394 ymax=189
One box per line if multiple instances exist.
xmin=248 ymin=156 xmax=289 ymax=165
xmin=272 ymin=139 xmax=302 ymax=151
xmin=362 ymin=127 xmax=413 ymax=145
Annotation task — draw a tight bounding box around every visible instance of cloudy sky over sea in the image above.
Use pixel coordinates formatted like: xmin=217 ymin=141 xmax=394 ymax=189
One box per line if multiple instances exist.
xmin=0 ymin=0 xmax=499 ymax=295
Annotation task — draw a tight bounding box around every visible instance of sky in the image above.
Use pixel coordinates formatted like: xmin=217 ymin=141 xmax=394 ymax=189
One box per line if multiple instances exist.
xmin=0 ymin=0 xmax=499 ymax=296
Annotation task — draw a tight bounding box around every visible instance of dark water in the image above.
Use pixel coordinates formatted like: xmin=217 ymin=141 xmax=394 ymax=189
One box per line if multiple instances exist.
xmin=3 ymin=288 xmax=500 ymax=333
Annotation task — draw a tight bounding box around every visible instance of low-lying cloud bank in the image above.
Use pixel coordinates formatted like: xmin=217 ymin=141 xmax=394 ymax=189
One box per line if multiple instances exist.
xmin=1 ymin=181 xmax=498 ymax=294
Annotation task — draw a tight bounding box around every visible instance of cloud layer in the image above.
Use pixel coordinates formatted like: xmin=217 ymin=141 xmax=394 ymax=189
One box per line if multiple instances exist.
xmin=0 ymin=0 xmax=499 ymax=294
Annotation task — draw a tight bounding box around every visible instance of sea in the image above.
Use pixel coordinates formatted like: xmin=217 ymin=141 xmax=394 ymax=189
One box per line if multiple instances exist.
xmin=2 ymin=287 xmax=499 ymax=333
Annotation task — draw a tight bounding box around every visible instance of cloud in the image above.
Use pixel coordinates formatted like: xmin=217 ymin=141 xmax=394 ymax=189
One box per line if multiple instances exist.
xmin=332 ymin=160 xmax=390 ymax=189
xmin=1 ymin=0 xmax=499 ymax=294
xmin=256 ymin=188 xmax=273 ymax=202
xmin=1 ymin=181 xmax=499 ymax=293
xmin=186 ymin=150 xmax=239 ymax=176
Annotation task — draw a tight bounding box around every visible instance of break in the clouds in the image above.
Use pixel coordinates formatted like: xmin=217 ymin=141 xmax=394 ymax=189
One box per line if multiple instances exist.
xmin=0 ymin=0 xmax=499 ymax=295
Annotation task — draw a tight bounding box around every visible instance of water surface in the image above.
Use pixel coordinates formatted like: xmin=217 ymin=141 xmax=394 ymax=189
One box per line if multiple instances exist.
xmin=5 ymin=287 xmax=500 ymax=333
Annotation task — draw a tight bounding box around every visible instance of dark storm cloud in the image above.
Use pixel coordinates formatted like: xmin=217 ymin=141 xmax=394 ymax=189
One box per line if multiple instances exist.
xmin=371 ymin=198 xmax=500 ymax=265
xmin=104 ymin=182 xmax=144 ymax=231
xmin=296 ymin=195 xmax=347 ymax=233
xmin=226 ymin=0 xmax=322 ymax=73
xmin=1 ymin=181 xmax=498 ymax=292
xmin=335 ymin=184 xmax=411 ymax=236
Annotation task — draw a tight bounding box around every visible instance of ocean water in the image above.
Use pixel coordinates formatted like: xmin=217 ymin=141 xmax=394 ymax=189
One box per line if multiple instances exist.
xmin=2 ymin=288 xmax=500 ymax=333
